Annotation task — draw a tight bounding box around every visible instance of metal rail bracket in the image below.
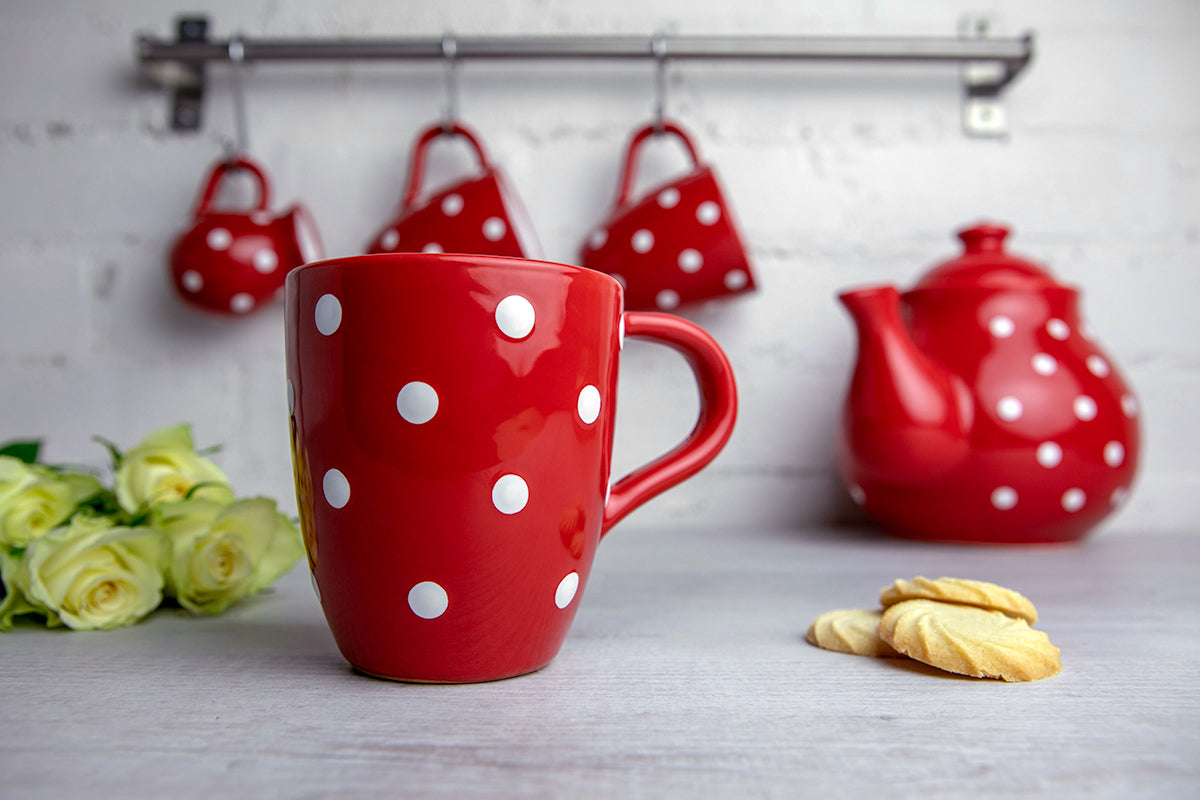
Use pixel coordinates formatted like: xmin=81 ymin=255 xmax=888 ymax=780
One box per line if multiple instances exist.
xmin=168 ymin=16 xmax=208 ymax=131
xmin=959 ymin=15 xmax=1028 ymax=138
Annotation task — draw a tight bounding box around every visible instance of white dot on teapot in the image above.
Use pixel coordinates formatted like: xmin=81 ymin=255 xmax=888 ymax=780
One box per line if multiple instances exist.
xmin=632 ymin=229 xmax=654 ymax=254
xmin=495 ymin=295 xmax=536 ymax=339
xmin=577 ymin=385 xmax=601 ymax=425
xmin=1046 ymin=318 xmax=1070 ymax=340
xmin=396 ymin=381 xmax=439 ymax=425
xmin=492 ymin=474 xmax=529 ymax=515
xmin=1121 ymin=394 xmax=1139 ymax=417
xmin=253 ymin=249 xmax=278 ymax=274
xmin=1111 ymin=487 xmax=1130 ymax=507
xmin=1104 ymin=441 xmax=1126 ymax=467
xmin=381 ymin=229 xmax=400 ymax=250
xmin=1062 ymin=488 xmax=1086 ymax=512
xmin=1074 ymin=395 xmax=1098 ymax=421
xmin=988 ymin=315 xmax=1015 ymax=338
xmin=483 ymin=217 xmax=507 ymax=241
xmin=422 ymin=242 xmax=444 ymax=253
xmin=230 ymin=293 xmax=255 ymax=314
xmin=408 ymin=581 xmax=449 ymax=620
xmin=656 ymin=289 xmax=680 ymax=310
xmin=314 ymin=293 xmax=342 ymax=336
xmin=1036 ymin=441 xmax=1063 ymax=468
xmin=848 ymin=484 xmax=866 ymax=505
xmin=1087 ymin=355 xmax=1110 ymax=378
xmin=724 ymin=270 xmax=749 ymax=291
xmin=206 ymin=227 xmax=232 ymax=250
xmin=696 ymin=201 xmax=721 ymax=226
xmin=322 ymin=468 xmax=350 ymax=509
xmin=441 ymin=193 xmax=464 ymax=216
xmin=991 ymin=486 xmax=1018 ymax=510
xmin=588 ymin=229 xmax=608 ymax=250
xmin=555 ymin=572 xmax=580 ymax=609
xmin=181 ymin=270 xmax=204 ymax=292
xmin=678 ymin=249 xmax=703 ymax=273
xmin=657 ymin=188 xmax=681 ymax=209
xmin=1032 ymin=353 xmax=1058 ymax=376
xmin=997 ymin=396 xmax=1023 ymax=422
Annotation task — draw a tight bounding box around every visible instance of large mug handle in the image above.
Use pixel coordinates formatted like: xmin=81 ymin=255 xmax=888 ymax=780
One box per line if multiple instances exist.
xmin=193 ymin=156 xmax=272 ymax=219
xmin=401 ymin=121 xmax=493 ymax=212
xmin=601 ymin=311 xmax=738 ymax=535
xmin=613 ymin=120 xmax=703 ymax=210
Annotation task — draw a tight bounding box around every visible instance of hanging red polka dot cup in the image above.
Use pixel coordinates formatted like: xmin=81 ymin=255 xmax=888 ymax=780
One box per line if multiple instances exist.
xmin=580 ymin=121 xmax=757 ymax=311
xmin=836 ymin=222 xmax=1141 ymax=544
xmin=169 ymin=156 xmax=323 ymax=315
xmin=365 ymin=122 xmax=541 ymax=259
xmin=285 ymin=253 xmax=737 ymax=682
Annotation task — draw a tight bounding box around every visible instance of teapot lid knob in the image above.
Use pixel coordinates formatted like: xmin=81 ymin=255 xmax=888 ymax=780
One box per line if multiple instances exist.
xmin=957 ymin=223 xmax=1010 ymax=254
xmin=910 ymin=221 xmax=1063 ymax=292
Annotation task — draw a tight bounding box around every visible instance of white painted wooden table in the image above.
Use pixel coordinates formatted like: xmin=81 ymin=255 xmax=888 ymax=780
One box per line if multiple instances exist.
xmin=3 ymin=525 xmax=1198 ymax=799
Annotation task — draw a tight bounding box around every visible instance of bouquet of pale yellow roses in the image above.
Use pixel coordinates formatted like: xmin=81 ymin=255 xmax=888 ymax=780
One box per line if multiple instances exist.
xmin=0 ymin=424 xmax=303 ymax=631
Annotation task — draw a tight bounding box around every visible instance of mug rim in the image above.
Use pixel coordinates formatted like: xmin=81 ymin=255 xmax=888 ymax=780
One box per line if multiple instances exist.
xmin=291 ymin=252 xmax=623 ymax=295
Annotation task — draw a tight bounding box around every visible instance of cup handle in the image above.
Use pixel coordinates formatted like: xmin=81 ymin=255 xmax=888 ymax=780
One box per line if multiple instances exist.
xmin=601 ymin=311 xmax=738 ymax=536
xmin=613 ymin=120 xmax=703 ymax=209
xmin=193 ymin=155 xmax=272 ymax=218
xmin=401 ymin=121 xmax=493 ymax=211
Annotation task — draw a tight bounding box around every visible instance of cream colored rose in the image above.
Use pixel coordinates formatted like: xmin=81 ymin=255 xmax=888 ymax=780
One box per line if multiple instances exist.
xmin=21 ymin=513 xmax=165 ymax=630
xmin=0 ymin=462 xmax=102 ymax=548
xmin=0 ymin=547 xmax=59 ymax=630
xmin=157 ymin=496 xmax=303 ymax=614
xmin=113 ymin=424 xmax=232 ymax=513
xmin=0 ymin=456 xmax=39 ymax=507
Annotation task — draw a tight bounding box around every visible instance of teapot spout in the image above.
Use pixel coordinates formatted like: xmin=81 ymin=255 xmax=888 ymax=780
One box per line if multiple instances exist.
xmin=838 ymin=286 xmax=972 ymax=483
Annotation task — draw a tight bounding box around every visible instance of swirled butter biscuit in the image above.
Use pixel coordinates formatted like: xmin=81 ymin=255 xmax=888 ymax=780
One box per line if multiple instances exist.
xmin=880 ymin=576 xmax=1038 ymax=625
xmin=878 ymin=599 xmax=1062 ymax=682
xmin=805 ymin=608 xmax=901 ymax=658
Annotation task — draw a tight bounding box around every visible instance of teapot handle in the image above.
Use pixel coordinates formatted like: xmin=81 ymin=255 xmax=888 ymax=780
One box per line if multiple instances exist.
xmin=613 ymin=120 xmax=703 ymax=210
xmin=193 ymin=156 xmax=272 ymax=218
xmin=401 ymin=121 xmax=493 ymax=212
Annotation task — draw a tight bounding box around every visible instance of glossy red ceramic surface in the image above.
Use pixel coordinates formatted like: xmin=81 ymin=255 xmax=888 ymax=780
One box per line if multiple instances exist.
xmin=580 ymin=121 xmax=757 ymax=311
xmin=365 ymin=122 xmax=541 ymax=259
xmin=285 ymin=253 xmax=737 ymax=682
xmin=837 ymin=223 xmax=1140 ymax=544
xmin=169 ymin=156 xmax=323 ymax=315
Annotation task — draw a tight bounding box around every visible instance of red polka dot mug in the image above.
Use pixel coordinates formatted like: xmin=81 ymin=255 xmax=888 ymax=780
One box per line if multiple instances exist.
xmin=364 ymin=122 xmax=542 ymax=260
xmin=837 ymin=222 xmax=1140 ymax=544
xmin=285 ymin=253 xmax=737 ymax=682
xmin=169 ymin=156 xmax=323 ymax=315
xmin=580 ymin=120 xmax=757 ymax=311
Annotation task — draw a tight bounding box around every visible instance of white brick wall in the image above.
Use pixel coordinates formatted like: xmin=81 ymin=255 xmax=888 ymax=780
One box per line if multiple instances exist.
xmin=1 ymin=0 xmax=1197 ymax=535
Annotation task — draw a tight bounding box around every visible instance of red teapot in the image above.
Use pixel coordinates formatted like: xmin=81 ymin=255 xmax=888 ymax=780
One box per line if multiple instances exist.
xmin=837 ymin=222 xmax=1141 ymax=544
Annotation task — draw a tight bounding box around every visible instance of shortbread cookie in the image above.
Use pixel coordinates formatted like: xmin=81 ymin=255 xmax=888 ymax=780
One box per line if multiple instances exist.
xmin=880 ymin=576 xmax=1038 ymax=625
xmin=806 ymin=608 xmax=901 ymax=658
xmin=878 ymin=598 xmax=1061 ymax=682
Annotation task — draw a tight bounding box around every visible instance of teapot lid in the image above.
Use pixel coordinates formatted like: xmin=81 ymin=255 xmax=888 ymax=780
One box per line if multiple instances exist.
xmin=911 ymin=223 xmax=1061 ymax=291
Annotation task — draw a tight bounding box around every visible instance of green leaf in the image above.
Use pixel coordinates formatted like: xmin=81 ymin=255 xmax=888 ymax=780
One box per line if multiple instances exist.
xmin=92 ymin=436 xmax=123 ymax=469
xmin=0 ymin=440 xmax=42 ymax=464
xmin=183 ymin=480 xmax=226 ymax=501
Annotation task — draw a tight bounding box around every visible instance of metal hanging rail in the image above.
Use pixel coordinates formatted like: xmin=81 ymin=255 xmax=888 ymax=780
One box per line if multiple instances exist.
xmin=135 ymin=16 xmax=1034 ymax=137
